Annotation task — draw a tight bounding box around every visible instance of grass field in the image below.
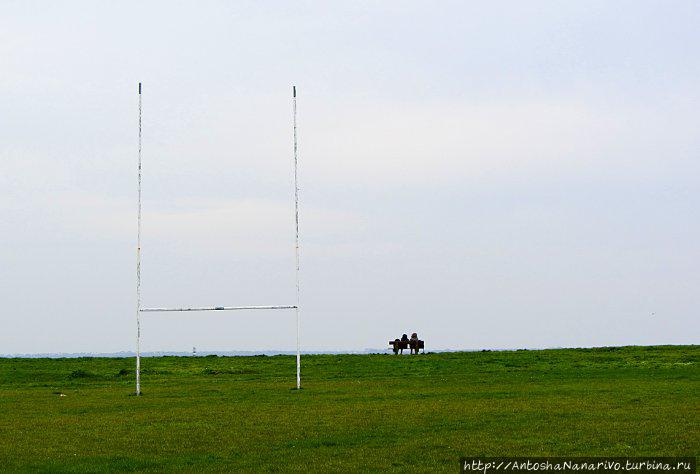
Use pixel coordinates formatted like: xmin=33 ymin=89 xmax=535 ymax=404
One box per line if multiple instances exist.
xmin=0 ymin=345 xmax=697 ymax=472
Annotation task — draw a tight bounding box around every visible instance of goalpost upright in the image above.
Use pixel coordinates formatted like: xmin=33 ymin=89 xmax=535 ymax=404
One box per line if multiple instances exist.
xmin=135 ymin=83 xmax=302 ymax=395
xmin=136 ymin=82 xmax=142 ymax=396
xmin=292 ymin=85 xmax=301 ymax=390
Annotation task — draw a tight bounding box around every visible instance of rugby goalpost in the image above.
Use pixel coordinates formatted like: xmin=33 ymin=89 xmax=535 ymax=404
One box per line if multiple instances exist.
xmin=134 ymin=83 xmax=302 ymax=395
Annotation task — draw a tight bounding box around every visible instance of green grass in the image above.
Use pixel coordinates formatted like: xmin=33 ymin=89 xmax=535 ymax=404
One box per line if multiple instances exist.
xmin=0 ymin=346 xmax=697 ymax=472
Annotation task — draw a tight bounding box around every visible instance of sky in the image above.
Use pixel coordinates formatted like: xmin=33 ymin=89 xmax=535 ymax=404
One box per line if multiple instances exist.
xmin=1 ymin=1 xmax=698 ymax=354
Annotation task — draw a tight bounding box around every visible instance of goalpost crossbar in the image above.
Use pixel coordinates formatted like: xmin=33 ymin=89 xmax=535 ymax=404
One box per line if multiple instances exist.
xmin=140 ymin=305 xmax=297 ymax=312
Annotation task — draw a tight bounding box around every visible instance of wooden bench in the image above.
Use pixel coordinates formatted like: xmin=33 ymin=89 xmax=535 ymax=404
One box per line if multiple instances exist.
xmin=389 ymin=339 xmax=425 ymax=354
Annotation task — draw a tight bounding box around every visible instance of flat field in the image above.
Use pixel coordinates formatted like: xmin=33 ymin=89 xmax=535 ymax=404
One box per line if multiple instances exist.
xmin=0 ymin=345 xmax=697 ymax=472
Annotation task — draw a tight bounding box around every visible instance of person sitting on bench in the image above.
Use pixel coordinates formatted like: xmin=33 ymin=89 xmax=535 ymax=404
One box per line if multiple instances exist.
xmin=410 ymin=333 xmax=419 ymax=354
xmin=390 ymin=334 xmax=410 ymax=354
xmin=409 ymin=332 xmax=425 ymax=354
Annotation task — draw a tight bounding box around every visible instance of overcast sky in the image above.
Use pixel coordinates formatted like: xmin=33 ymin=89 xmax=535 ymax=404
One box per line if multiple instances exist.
xmin=1 ymin=1 xmax=698 ymax=355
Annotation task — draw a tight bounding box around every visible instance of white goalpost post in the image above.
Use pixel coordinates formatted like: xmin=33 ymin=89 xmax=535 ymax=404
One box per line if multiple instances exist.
xmin=135 ymin=83 xmax=302 ymax=395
